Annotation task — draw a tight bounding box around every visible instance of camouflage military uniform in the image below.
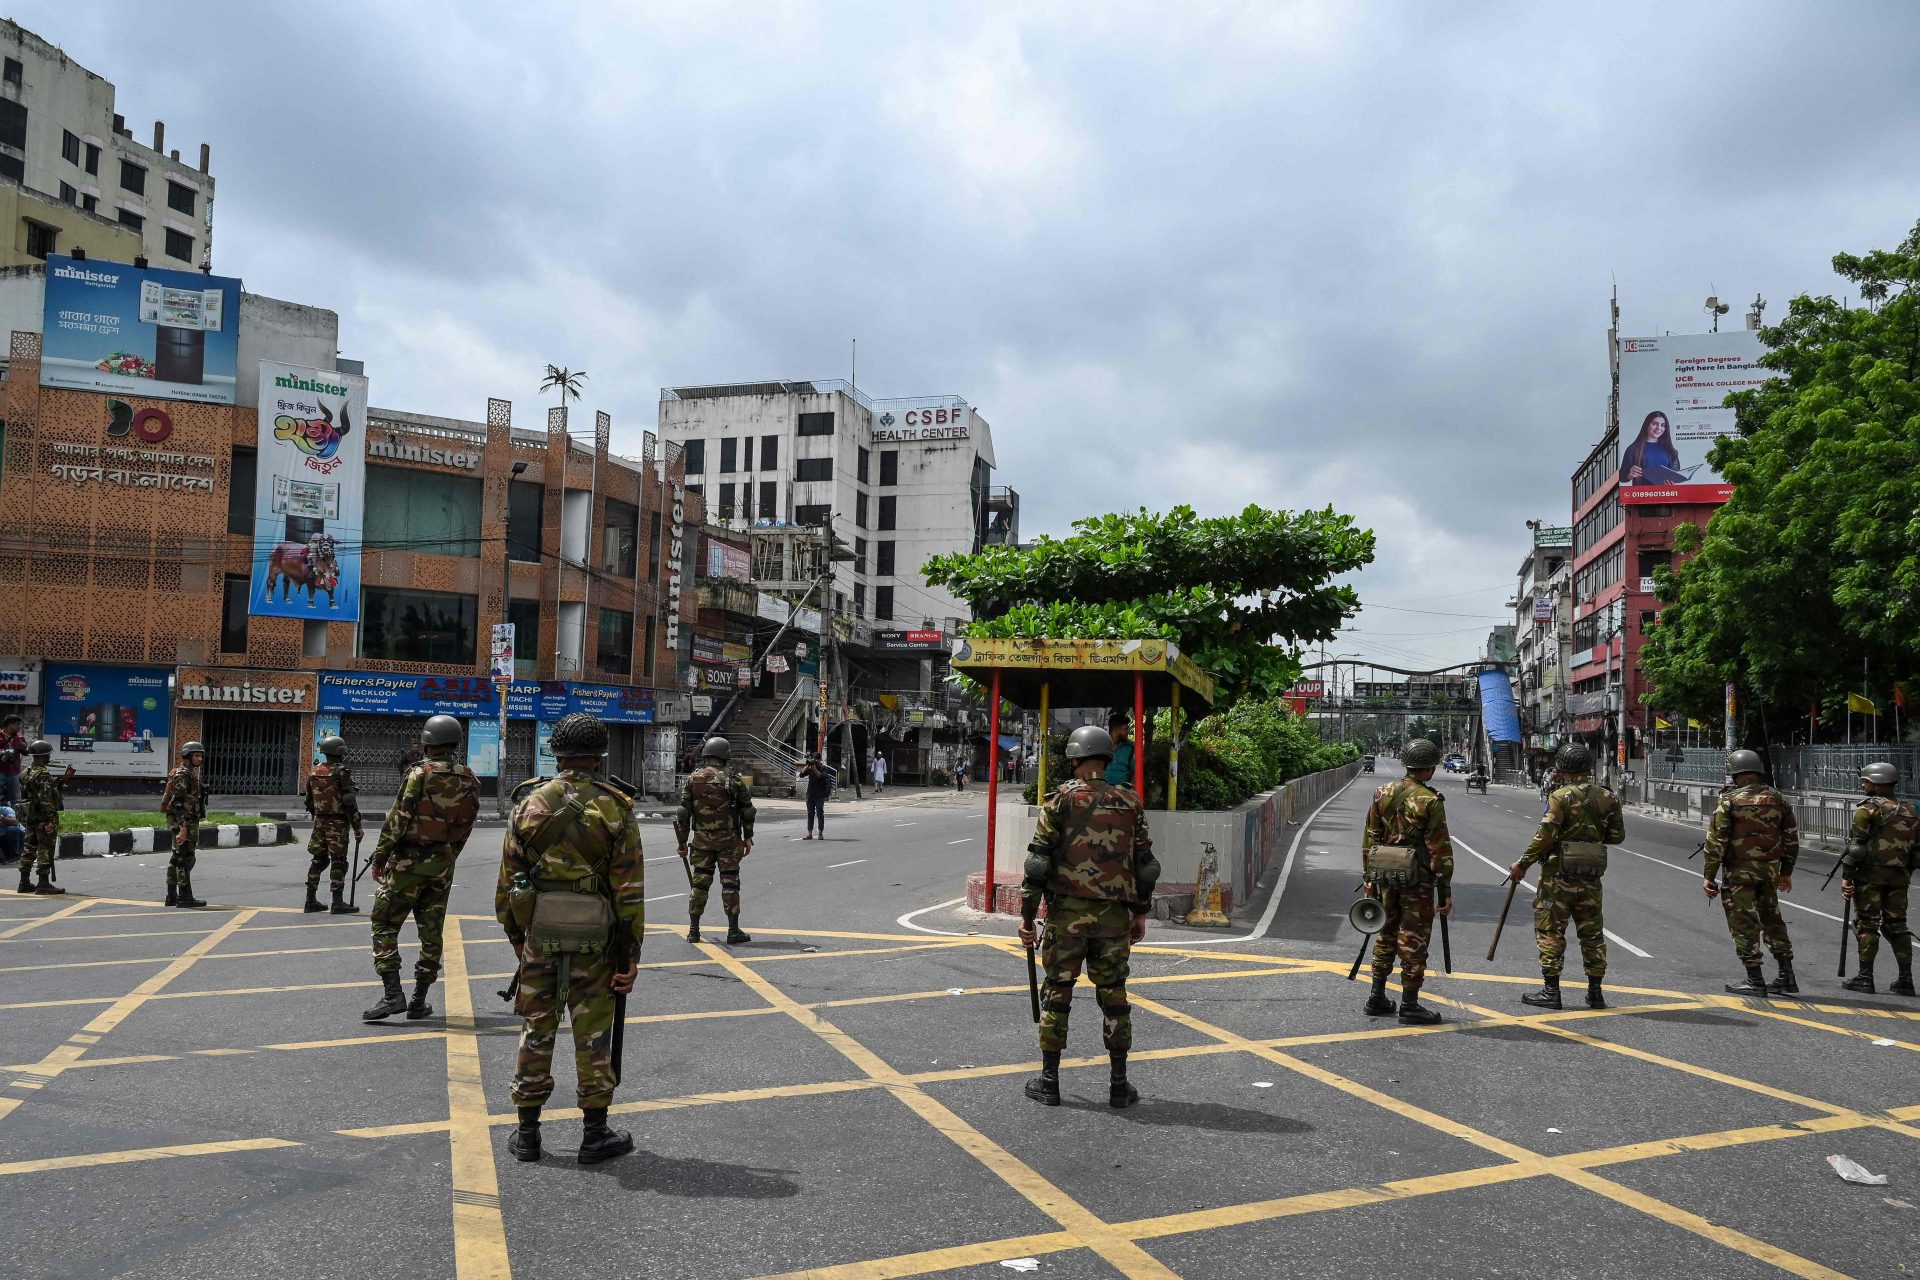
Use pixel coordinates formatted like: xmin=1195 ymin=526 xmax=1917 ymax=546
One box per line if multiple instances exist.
xmin=1846 ymin=794 xmax=1915 ymax=972
xmin=1704 ymin=781 xmax=1799 ymax=968
xmin=1362 ymin=777 xmax=1454 ymax=994
xmin=1021 ymin=778 xmax=1158 ymax=1056
xmin=675 ymin=764 xmax=755 ymax=920
xmin=497 ymin=770 xmax=645 ymax=1110
xmin=304 ymin=762 xmax=362 ymax=896
xmin=159 ymin=762 xmax=207 ymax=893
xmin=1515 ymin=778 xmax=1624 ymax=980
xmin=368 ymin=758 xmax=481 ymax=982
xmin=19 ymin=761 xmax=64 ymax=883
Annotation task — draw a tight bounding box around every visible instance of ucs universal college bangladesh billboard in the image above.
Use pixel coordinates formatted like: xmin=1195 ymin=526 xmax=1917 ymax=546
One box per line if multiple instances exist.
xmin=250 ymin=361 xmax=369 ymax=621
xmin=40 ymin=255 xmax=242 ymax=405
xmin=1617 ymin=330 xmax=1779 ymax=507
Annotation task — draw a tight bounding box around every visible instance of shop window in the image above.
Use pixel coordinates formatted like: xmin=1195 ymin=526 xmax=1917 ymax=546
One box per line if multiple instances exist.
xmin=796 ymin=457 xmax=832 ymax=482
xmin=602 ymin=497 xmax=638 ymax=576
xmin=227 ymin=448 xmax=256 ymax=534
xmin=797 ymin=411 xmax=834 ymax=436
xmin=365 ymin=464 xmax=483 ymax=556
xmin=597 ymin=608 xmax=633 ymax=675
xmin=760 ymin=435 xmax=778 ymax=469
xmin=876 ymin=586 xmax=894 ymax=621
xmin=508 ymin=479 xmax=543 ymax=562
xmin=879 ymin=450 xmax=898 ymax=486
xmin=683 ymin=438 xmax=705 ymax=474
xmin=878 ymin=495 xmax=897 ymax=531
xmin=220 ymin=575 xmax=249 ymax=653
xmin=508 ymin=598 xmax=541 ymax=672
xmin=361 ymin=588 xmax=477 ymax=664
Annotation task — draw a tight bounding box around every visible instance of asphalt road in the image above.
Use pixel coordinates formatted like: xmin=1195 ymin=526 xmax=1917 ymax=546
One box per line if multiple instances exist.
xmin=2 ymin=773 xmax=1916 ymax=1280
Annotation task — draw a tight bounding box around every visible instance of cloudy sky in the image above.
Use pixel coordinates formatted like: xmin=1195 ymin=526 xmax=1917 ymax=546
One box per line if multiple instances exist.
xmin=33 ymin=2 xmax=1920 ymax=670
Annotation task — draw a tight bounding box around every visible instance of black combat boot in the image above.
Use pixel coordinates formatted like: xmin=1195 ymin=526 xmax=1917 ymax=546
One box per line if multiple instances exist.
xmin=303 ymin=885 xmax=326 ymax=913
xmin=1767 ymin=959 xmax=1799 ymax=996
xmin=174 ymin=873 xmax=205 ymax=909
xmin=406 ymin=978 xmax=435 ymax=1020
xmin=33 ymin=867 xmax=64 ymax=896
xmin=362 ymin=972 xmax=408 ymax=1021
xmin=1841 ymin=960 xmax=1875 ymax=994
xmin=164 ymin=877 xmax=177 ymax=907
xmin=1521 ymin=975 xmax=1562 ymax=1010
xmin=1397 ymin=988 xmax=1443 ymax=1025
xmin=506 ymin=1106 xmax=541 ymax=1162
xmin=1363 ymin=973 xmax=1396 ymax=1017
xmin=1891 ymin=962 xmax=1916 ymax=997
xmin=17 ymin=862 xmax=32 ymax=894
xmin=1108 ymin=1052 xmax=1139 ymax=1109
xmin=577 ymin=1107 xmax=634 ymax=1164
xmin=726 ymin=912 xmax=751 ymax=945
xmin=330 ymin=887 xmax=359 ymax=915
xmin=687 ymin=907 xmax=702 ymax=944
xmin=1725 ymin=965 xmax=1770 ymax=996
xmin=1586 ymin=978 xmax=1607 ymax=1009
xmin=1024 ymin=1050 xmax=1062 ymax=1106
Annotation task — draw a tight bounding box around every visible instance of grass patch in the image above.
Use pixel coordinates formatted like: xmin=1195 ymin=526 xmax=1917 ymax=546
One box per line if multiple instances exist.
xmin=59 ymin=811 xmax=256 ymax=834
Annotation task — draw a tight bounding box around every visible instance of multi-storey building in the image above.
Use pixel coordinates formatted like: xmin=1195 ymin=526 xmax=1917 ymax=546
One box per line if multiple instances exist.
xmin=1511 ymin=526 xmax=1572 ymax=772
xmin=0 ymin=20 xmax=215 ymax=269
xmin=0 ymin=262 xmax=691 ymax=797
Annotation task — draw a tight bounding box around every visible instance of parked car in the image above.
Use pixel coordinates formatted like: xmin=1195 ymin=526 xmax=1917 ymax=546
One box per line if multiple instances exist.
xmin=1442 ymin=754 xmax=1467 ymax=772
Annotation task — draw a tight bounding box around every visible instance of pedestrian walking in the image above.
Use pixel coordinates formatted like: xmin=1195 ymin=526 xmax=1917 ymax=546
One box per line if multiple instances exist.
xmin=160 ymin=741 xmax=209 ymax=907
xmin=497 ymin=712 xmax=643 ymax=1165
xmin=871 ymin=751 xmax=887 ymax=794
xmin=0 ymin=714 xmax=28 ymax=806
xmin=1840 ymin=761 xmax=1915 ymax=996
xmin=799 ymin=752 xmax=833 ymax=839
xmin=1704 ymin=749 xmax=1798 ymax=996
xmin=1510 ymin=743 xmax=1622 ymax=1010
xmin=1359 ymin=738 xmax=1454 ymax=1025
xmin=362 ymin=716 xmax=481 ymax=1021
xmin=303 ymin=735 xmax=363 ymax=915
xmin=675 ymin=736 xmax=755 ymax=944
xmin=1018 ymin=725 xmax=1158 ymax=1108
xmin=954 ymin=752 xmax=970 ymax=792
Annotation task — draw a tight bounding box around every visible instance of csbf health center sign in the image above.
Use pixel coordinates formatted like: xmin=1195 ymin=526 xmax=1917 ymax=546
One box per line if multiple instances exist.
xmin=251 ymin=361 xmax=369 ymax=621
xmin=40 ymin=255 xmax=242 ymax=404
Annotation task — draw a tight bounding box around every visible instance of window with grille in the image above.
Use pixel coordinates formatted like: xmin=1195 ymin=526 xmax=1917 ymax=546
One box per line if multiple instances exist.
xmin=23 ymin=220 xmax=56 ymax=260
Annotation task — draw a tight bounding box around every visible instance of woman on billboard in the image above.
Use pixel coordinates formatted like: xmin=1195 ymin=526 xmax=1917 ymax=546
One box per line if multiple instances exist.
xmin=1621 ymin=411 xmax=1686 ymax=486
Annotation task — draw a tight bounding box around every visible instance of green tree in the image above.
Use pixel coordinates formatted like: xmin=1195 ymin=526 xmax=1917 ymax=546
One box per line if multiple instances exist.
xmin=539 ymin=364 xmax=588 ymax=411
xmin=1641 ymin=219 xmax=1920 ymax=733
xmin=924 ymin=504 xmax=1375 ymax=704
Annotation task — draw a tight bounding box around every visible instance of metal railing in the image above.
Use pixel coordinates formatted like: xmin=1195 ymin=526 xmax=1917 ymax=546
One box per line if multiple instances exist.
xmin=1650 ymin=744 xmax=1920 ymax=799
xmin=1649 ymin=746 xmax=1728 ymax=785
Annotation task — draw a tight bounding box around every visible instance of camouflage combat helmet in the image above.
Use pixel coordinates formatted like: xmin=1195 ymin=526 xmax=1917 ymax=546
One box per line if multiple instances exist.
xmin=1402 ymin=739 xmax=1440 ymax=769
xmin=549 ymin=712 xmax=609 ymax=758
xmin=421 ymin=715 xmax=463 ymax=749
xmin=1726 ymin=748 xmax=1764 ymax=778
xmin=180 ymin=740 xmax=206 ymax=759
xmin=1065 ymin=725 xmax=1115 ymax=763
xmin=318 ymin=735 xmax=347 ymax=759
xmin=27 ymin=739 xmax=51 ymax=757
xmin=701 ymin=736 xmax=731 ymax=762
xmin=1861 ymin=761 xmax=1899 ymax=788
xmin=1555 ymin=743 xmax=1593 ymax=774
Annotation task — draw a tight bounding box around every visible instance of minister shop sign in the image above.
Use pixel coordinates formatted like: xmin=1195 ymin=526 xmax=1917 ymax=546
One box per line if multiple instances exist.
xmin=250 ymin=362 xmax=370 ymax=622
xmin=41 ymin=255 xmax=242 ymax=405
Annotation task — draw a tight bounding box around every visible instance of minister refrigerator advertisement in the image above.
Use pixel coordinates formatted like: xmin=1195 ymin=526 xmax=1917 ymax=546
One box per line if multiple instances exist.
xmin=40 ymin=255 xmax=242 ymax=404
xmin=1617 ymin=330 xmax=1777 ymax=506
xmin=250 ymin=361 xmax=369 ymax=620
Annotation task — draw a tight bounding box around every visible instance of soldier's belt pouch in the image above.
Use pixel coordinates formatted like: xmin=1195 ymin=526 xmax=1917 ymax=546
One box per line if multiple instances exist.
xmin=529 ymin=891 xmax=613 ymax=955
xmin=1363 ymin=845 xmax=1420 ymax=887
xmin=1560 ymin=841 xmax=1608 ymax=879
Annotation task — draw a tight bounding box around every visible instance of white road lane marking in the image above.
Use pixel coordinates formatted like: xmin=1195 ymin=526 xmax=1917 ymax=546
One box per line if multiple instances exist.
xmin=1618 ymin=845 xmax=1844 ymax=923
xmin=645 ymin=892 xmax=686 ymax=902
xmin=947 ymin=838 xmax=974 ymax=845
xmin=894 ymin=822 xmax=919 ymax=827
xmin=827 ymin=860 xmax=867 ymax=869
xmin=898 ymin=896 xmax=971 ymax=936
xmin=1452 ymin=835 xmax=1653 ymax=958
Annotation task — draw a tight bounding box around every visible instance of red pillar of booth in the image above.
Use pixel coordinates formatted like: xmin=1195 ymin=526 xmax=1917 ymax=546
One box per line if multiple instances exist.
xmin=984 ymin=667 xmax=1003 ymax=913
xmin=1134 ymin=671 xmax=1147 ymax=798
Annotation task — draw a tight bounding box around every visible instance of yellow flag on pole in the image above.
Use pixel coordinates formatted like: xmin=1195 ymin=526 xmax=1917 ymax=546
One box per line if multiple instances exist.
xmin=1847 ymin=692 xmax=1879 ymax=716
xmin=1654 ymin=717 xmax=1673 ymax=729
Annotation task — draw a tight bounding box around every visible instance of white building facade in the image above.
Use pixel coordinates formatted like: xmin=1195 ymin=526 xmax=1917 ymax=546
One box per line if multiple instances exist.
xmin=658 ymin=378 xmax=1015 ymax=630
xmin=0 ymin=19 xmax=216 ymax=269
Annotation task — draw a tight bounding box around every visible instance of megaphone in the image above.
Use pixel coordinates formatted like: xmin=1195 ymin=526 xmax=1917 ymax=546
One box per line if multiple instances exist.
xmin=1348 ymin=896 xmax=1387 ymax=935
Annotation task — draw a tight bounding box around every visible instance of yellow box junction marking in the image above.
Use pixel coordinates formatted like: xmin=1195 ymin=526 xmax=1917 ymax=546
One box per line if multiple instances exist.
xmin=439 ymin=917 xmax=512 ymax=1280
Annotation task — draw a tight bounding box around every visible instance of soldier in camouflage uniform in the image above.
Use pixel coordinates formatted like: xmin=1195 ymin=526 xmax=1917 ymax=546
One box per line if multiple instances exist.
xmin=1840 ymin=761 xmax=1916 ymax=996
xmin=1360 ymin=738 xmax=1454 ymax=1025
xmin=675 ymin=737 xmax=755 ymax=944
xmin=497 ymin=713 xmax=643 ymax=1164
xmin=302 ymin=735 xmax=364 ymax=915
xmin=17 ymin=741 xmax=72 ymax=896
xmin=1017 ymin=725 xmax=1159 ymax=1109
xmin=160 ymin=741 xmax=209 ymax=908
xmin=362 ymin=715 xmax=481 ymax=1022
xmin=1704 ymin=749 xmax=1799 ymax=996
xmin=1510 ymin=743 xmax=1624 ymax=1010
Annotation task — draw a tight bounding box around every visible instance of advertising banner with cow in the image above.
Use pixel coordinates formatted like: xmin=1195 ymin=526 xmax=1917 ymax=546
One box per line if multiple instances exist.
xmin=250 ymin=360 xmax=369 ymax=621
